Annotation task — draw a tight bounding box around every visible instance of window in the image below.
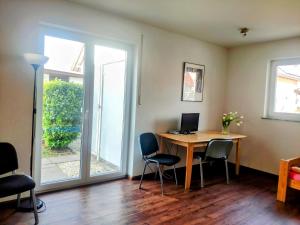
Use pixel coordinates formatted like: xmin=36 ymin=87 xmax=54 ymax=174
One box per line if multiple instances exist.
xmin=266 ymin=58 xmax=300 ymax=121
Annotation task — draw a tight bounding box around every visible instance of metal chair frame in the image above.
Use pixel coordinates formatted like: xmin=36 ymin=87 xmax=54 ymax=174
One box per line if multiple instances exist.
xmin=139 ymin=154 xmax=178 ymax=195
xmin=196 ymin=139 xmax=233 ymax=188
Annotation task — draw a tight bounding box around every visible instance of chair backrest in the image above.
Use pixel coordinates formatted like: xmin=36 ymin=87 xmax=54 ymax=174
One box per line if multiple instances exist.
xmin=0 ymin=143 xmax=18 ymax=175
xmin=140 ymin=133 xmax=159 ymax=156
xmin=205 ymin=139 xmax=233 ymax=160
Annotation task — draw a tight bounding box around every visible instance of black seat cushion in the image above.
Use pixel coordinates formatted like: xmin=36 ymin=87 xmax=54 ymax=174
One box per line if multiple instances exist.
xmin=0 ymin=175 xmax=35 ymax=198
xmin=148 ymin=154 xmax=180 ymax=166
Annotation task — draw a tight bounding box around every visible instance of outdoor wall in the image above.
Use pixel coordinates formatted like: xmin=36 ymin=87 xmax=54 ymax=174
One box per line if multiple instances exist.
xmin=226 ymin=37 xmax=300 ymax=175
xmin=0 ymin=0 xmax=228 ymax=185
xmin=99 ymin=61 xmax=125 ymax=168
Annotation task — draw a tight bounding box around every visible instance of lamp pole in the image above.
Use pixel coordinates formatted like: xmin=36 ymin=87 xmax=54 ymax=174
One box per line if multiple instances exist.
xmin=23 ymin=53 xmax=49 ymax=211
xmin=30 ymin=64 xmax=39 ymax=177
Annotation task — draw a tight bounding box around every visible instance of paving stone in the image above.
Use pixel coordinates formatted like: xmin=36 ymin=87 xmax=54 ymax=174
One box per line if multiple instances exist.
xmin=41 ymin=154 xmax=119 ymax=183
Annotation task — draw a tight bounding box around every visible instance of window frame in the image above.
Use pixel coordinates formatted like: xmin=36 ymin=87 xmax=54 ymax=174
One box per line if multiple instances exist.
xmin=265 ymin=57 xmax=300 ymax=122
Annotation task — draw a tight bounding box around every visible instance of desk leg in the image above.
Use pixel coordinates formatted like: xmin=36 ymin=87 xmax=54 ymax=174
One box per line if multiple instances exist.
xmin=185 ymin=143 xmax=194 ymax=191
xmin=235 ymin=139 xmax=240 ymax=176
xmin=159 ymin=136 xmax=165 ymax=153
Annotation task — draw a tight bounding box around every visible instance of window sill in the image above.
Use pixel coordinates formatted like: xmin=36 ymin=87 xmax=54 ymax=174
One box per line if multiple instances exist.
xmin=261 ymin=116 xmax=300 ymax=123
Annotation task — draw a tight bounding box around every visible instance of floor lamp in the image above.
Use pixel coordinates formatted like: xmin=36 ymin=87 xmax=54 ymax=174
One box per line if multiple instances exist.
xmin=23 ymin=53 xmax=49 ymax=211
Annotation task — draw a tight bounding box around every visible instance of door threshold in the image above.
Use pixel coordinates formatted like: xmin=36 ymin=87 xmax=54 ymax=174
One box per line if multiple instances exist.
xmin=37 ymin=175 xmax=127 ymax=195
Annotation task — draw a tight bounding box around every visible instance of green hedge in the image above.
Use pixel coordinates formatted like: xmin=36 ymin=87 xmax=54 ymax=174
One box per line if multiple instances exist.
xmin=43 ymin=79 xmax=84 ymax=150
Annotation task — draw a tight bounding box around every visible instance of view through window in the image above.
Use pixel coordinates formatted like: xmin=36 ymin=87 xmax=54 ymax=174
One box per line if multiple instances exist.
xmin=41 ymin=35 xmax=127 ymax=185
xmin=267 ymin=58 xmax=300 ymax=121
xmin=274 ymin=64 xmax=300 ymax=114
xmin=41 ymin=36 xmax=85 ymax=184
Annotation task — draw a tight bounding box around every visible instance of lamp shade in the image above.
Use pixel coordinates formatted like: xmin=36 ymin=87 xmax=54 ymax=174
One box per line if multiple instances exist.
xmin=24 ymin=53 xmax=49 ymax=66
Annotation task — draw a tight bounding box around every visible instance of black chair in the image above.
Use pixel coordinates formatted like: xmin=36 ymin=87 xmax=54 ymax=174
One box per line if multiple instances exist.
xmin=0 ymin=143 xmax=39 ymax=224
xmin=193 ymin=139 xmax=233 ymax=188
xmin=139 ymin=133 xmax=180 ymax=195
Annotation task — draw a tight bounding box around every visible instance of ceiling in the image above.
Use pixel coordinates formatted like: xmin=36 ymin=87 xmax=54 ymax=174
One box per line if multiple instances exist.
xmin=68 ymin=0 xmax=300 ymax=47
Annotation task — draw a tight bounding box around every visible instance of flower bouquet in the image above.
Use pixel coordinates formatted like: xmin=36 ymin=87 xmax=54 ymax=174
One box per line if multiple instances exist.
xmin=222 ymin=112 xmax=243 ymax=135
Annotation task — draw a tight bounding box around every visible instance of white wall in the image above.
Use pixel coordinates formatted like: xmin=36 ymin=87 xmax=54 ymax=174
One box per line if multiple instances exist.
xmin=226 ymin=37 xmax=300 ymax=175
xmin=133 ymin=27 xmax=228 ymax=175
xmin=0 ymin=0 xmax=228 ymax=181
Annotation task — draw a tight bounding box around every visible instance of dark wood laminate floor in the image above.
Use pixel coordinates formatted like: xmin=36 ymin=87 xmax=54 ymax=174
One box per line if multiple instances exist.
xmin=1 ymin=167 xmax=300 ymax=225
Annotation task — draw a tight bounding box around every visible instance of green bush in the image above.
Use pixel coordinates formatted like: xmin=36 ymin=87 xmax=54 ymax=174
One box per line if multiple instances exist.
xmin=43 ymin=79 xmax=84 ymax=150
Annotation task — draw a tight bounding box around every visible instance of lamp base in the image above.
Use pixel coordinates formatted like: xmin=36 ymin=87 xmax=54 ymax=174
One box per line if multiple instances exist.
xmin=17 ymin=198 xmax=44 ymax=212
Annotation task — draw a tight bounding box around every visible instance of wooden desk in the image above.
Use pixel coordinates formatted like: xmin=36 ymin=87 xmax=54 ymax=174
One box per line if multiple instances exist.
xmin=157 ymin=131 xmax=246 ymax=191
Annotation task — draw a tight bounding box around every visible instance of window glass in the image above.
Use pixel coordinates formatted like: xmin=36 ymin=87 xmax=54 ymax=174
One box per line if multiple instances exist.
xmin=274 ymin=64 xmax=300 ymax=114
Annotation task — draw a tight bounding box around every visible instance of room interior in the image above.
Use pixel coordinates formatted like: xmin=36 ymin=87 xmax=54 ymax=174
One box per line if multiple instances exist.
xmin=1 ymin=0 xmax=300 ymax=224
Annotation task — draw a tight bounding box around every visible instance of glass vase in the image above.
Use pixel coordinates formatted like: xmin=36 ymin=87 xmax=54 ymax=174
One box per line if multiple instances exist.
xmin=222 ymin=126 xmax=230 ymax=135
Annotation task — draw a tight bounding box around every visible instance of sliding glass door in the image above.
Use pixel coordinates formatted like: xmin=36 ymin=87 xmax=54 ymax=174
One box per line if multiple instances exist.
xmin=36 ymin=29 xmax=131 ymax=191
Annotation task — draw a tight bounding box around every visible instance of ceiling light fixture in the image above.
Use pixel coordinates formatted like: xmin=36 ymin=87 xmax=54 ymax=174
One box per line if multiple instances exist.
xmin=239 ymin=27 xmax=249 ymax=37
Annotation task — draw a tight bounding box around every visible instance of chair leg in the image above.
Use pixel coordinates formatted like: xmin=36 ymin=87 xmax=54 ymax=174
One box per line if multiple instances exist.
xmin=199 ymin=158 xmax=204 ymax=188
xmin=154 ymin=167 xmax=158 ymax=180
xmin=173 ymin=165 xmax=178 ymax=186
xmin=30 ymin=189 xmax=39 ymax=225
xmin=16 ymin=193 xmax=21 ymax=208
xmin=225 ymin=159 xmax=230 ymax=184
xmin=157 ymin=163 xmax=164 ymax=195
xmin=139 ymin=162 xmax=147 ymax=189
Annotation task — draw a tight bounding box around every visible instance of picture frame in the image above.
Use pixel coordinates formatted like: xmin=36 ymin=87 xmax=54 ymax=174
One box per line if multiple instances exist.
xmin=181 ymin=62 xmax=205 ymax=102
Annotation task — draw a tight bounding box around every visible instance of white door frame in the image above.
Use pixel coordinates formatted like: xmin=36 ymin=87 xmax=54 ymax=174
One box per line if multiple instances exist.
xmin=34 ymin=26 xmax=135 ymax=193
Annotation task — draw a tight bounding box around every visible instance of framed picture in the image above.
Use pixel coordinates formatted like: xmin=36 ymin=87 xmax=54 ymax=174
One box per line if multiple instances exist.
xmin=181 ymin=62 xmax=205 ymax=102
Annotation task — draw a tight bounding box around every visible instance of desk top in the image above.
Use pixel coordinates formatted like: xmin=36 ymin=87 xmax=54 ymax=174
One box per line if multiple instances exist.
xmin=158 ymin=130 xmax=246 ymax=143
